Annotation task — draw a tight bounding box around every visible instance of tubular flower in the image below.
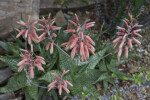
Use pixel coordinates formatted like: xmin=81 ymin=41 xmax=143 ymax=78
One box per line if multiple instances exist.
xmin=48 ymin=70 xmax=73 ymax=95
xmin=16 ymin=16 xmax=38 ymax=45
xmin=113 ymin=13 xmax=142 ymax=62
xmin=64 ymin=14 xmax=95 ymax=34
xmin=46 ymin=42 xmax=54 ymax=54
xmin=62 ymin=14 xmax=95 ymax=61
xmin=17 ymin=48 xmax=45 ymax=79
xmin=37 ymin=13 xmax=61 ymax=42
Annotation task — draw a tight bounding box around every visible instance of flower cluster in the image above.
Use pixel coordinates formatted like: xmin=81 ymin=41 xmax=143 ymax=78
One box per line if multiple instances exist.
xmin=48 ymin=70 xmax=73 ymax=95
xmin=38 ymin=14 xmax=61 ymax=54
xmin=38 ymin=14 xmax=61 ymax=41
xmin=17 ymin=47 xmax=46 ymax=78
xmin=113 ymin=13 xmax=142 ymax=62
xmin=62 ymin=14 xmax=95 ymax=61
xmin=16 ymin=16 xmax=38 ymax=45
xmin=15 ymin=13 xmax=143 ymax=96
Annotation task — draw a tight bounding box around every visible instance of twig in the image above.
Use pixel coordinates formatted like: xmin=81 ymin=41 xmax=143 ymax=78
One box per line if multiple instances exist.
xmin=79 ymin=52 xmax=113 ymax=72
xmin=31 ymin=82 xmax=48 ymax=89
xmin=53 ymin=42 xmax=70 ymax=58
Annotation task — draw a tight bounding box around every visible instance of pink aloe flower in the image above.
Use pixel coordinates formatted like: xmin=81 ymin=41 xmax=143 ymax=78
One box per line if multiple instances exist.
xmin=48 ymin=70 xmax=73 ymax=95
xmin=62 ymin=14 xmax=95 ymax=61
xmin=37 ymin=13 xmax=61 ymax=42
xmin=17 ymin=48 xmax=45 ymax=78
xmin=37 ymin=14 xmax=61 ymax=54
xmin=64 ymin=14 xmax=95 ymax=34
xmin=46 ymin=42 xmax=54 ymax=54
xmin=113 ymin=13 xmax=142 ymax=62
xmin=16 ymin=16 xmax=38 ymax=45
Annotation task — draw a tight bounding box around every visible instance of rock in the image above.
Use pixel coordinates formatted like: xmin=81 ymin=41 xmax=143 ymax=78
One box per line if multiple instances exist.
xmin=54 ymin=10 xmax=67 ymax=27
xmin=0 ymin=68 xmax=12 ymax=84
xmin=0 ymin=0 xmax=40 ymax=39
xmin=40 ymin=0 xmax=101 ymax=9
xmin=148 ymin=53 xmax=150 ymax=57
xmin=64 ymin=13 xmax=71 ymax=21
xmin=128 ymin=67 xmax=139 ymax=74
xmin=9 ymin=97 xmax=23 ymax=100
xmin=67 ymin=11 xmax=74 ymax=16
xmin=0 ymin=93 xmax=15 ymax=100
xmin=148 ymin=46 xmax=150 ymax=52
xmin=95 ymin=83 xmax=103 ymax=95
xmin=85 ymin=11 xmax=90 ymax=15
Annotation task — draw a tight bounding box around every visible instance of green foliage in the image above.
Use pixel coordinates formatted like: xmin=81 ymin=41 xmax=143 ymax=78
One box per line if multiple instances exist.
xmin=25 ymin=82 xmax=38 ymax=100
xmin=86 ymin=46 xmax=109 ymax=69
xmin=93 ymin=53 xmax=134 ymax=94
xmin=70 ymin=69 xmax=100 ymax=95
xmin=133 ymin=0 xmax=148 ymax=15
xmin=0 ymin=9 xmax=141 ymax=100
xmin=133 ymin=73 xmax=145 ymax=86
xmin=0 ymin=56 xmax=20 ymax=72
xmin=39 ymin=70 xmax=61 ymax=83
xmin=0 ymin=41 xmax=8 ymax=51
xmin=25 ymin=91 xmax=32 ymax=100
xmin=50 ymin=89 xmax=59 ymax=100
xmin=134 ymin=0 xmax=144 ymax=6
xmin=140 ymin=67 xmax=150 ymax=81
xmin=92 ymin=23 xmax=108 ymax=49
xmin=81 ymin=92 xmax=89 ymax=99
xmin=58 ymin=47 xmax=73 ymax=71
xmin=0 ymin=41 xmax=20 ymax=55
xmin=109 ymin=90 xmax=123 ymax=100
xmin=0 ymin=71 xmax=27 ymax=93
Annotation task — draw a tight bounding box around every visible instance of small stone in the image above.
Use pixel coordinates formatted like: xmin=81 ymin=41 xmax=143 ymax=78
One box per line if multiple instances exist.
xmin=0 ymin=67 xmax=12 ymax=84
xmin=0 ymin=93 xmax=15 ymax=100
xmin=148 ymin=53 xmax=150 ymax=57
xmin=144 ymin=58 xmax=147 ymax=63
xmin=67 ymin=11 xmax=74 ymax=15
xmin=128 ymin=67 xmax=139 ymax=74
xmin=85 ymin=11 xmax=90 ymax=15
xmin=54 ymin=10 xmax=67 ymax=27
xmin=64 ymin=13 xmax=71 ymax=21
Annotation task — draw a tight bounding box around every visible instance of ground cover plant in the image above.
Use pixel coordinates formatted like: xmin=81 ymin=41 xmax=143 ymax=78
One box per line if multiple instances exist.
xmin=0 ymin=0 xmax=149 ymax=98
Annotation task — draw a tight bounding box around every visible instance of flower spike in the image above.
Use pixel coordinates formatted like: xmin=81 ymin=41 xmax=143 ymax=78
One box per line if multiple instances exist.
xmin=48 ymin=70 xmax=73 ymax=95
xmin=62 ymin=14 xmax=95 ymax=61
xmin=113 ymin=14 xmax=142 ymax=62
xmin=17 ymin=49 xmax=45 ymax=79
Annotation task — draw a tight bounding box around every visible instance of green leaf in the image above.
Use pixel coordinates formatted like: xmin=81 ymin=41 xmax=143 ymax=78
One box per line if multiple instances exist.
xmin=58 ymin=47 xmax=73 ymax=71
xmin=38 ymin=88 xmax=46 ymax=100
xmin=25 ymin=82 xmax=38 ymax=100
xmin=112 ymin=73 xmax=117 ymax=78
xmin=0 ymin=71 xmax=27 ymax=93
xmin=0 ymin=41 xmax=20 ymax=55
xmin=120 ymin=76 xmax=128 ymax=80
xmin=107 ymin=60 xmax=133 ymax=81
xmin=95 ymin=72 xmax=111 ymax=82
xmin=99 ymin=60 xmax=107 ymax=71
xmin=143 ymin=1 xmax=149 ymax=7
xmin=7 ymin=43 xmax=19 ymax=55
xmin=71 ymin=69 xmax=100 ymax=95
xmin=25 ymin=90 xmax=32 ymax=100
xmin=51 ymin=90 xmax=58 ymax=100
xmin=87 ymin=47 xmax=108 ymax=69
xmin=135 ymin=0 xmax=144 ymax=6
xmin=103 ymin=81 xmax=108 ymax=94
xmin=0 ymin=41 xmax=8 ymax=51
xmin=39 ymin=70 xmax=61 ymax=83
xmin=45 ymin=57 xmax=57 ymax=70
xmin=0 ymin=56 xmax=20 ymax=72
